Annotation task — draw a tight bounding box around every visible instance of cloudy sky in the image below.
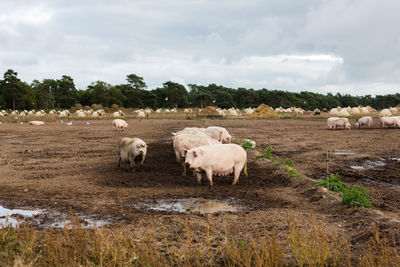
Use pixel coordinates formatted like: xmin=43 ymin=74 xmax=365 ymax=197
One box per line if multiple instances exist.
xmin=1 ymin=0 xmax=399 ymax=95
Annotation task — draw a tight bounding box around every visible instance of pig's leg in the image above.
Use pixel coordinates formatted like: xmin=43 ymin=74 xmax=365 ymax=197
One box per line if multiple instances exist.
xmin=128 ymin=155 xmax=136 ymax=172
xmin=196 ymin=171 xmax=202 ymax=184
xmin=139 ymin=155 xmax=146 ymax=171
xmin=182 ymin=161 xmax=186 ymax=176
xmin=232 ymin=164 xmax=243 ymax=185
xmin=205 ymin=169 xmax=213 ymax=186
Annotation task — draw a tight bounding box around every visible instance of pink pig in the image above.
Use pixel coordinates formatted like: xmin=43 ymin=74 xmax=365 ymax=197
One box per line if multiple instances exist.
xmin=185 ymin=144 xmax=247 ymax=186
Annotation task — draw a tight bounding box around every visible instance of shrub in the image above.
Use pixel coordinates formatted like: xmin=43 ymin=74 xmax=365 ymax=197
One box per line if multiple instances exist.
xmin=342 ymin=185 xmax=372 ymax=208
xmin=315 ymin=173 xmax=348 ymax=193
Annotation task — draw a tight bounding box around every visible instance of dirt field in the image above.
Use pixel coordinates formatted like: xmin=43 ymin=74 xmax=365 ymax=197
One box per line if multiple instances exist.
xmin=0 ymin=117 xmax=399 ymax=259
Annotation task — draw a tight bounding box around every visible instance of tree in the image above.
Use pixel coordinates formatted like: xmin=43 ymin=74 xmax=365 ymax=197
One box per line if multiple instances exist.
xmin=215 ymin=90 xmax=234 ymax=108
xmin=119 ymin=74 xmax=147 ymax=108
xmin=16 ymin=82 xmax=35 ymax=110
xmin=52 ymin=75 xmax=78 ymax=108
xmin=31 ymin=79 xmax=56 ymax=109
xmin=160 ymin=81 xmax=189 ymax=108
xmin=188 ymin=84 xmax=214 ymax=108
xmin=2 ymin=69 xmax=21 ymax=110
xmin=126 ymin=74 xmax=147 ymax=90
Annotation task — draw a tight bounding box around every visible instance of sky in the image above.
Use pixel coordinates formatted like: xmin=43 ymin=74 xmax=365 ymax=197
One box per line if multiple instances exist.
xmin=0 ymin=0 xmax=399 ymax=95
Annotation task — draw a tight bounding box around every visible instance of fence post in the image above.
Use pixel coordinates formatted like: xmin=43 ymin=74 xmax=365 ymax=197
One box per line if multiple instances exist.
xmin=326 ymin=150 xmax=330 ymax=178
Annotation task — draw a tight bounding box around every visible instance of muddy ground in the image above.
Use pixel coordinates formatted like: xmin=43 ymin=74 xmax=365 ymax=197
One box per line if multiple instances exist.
xmin=0 ymin=118 xmax=399 ymax=259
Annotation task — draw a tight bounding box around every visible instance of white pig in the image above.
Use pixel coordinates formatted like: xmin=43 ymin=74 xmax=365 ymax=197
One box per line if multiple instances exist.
xmin=327 ymin=118 xmax=351 ymax=130
xmin=117 ymin=137 xmax=147 ymax=171
xmin=112 ymin=119 xmax=128 ymax=131
xmin=173 ymin=133 xmax=219 ymax=176
xmin=380 ymin=117 xmax=400 ymax=128
xmin=355 ymin=116 xmax=373 ymax=128
xmin=185 ymin=144 xmax=247 ymax=186
xmin=204 ymin=126 xmax=232 ymax=143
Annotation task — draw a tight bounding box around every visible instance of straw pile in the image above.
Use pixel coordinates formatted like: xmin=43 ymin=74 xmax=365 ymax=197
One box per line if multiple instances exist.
xmin=200 ymin=106 xmax=219 ymax=116
xmin=250 ymin=104 xmax=278 ymax=118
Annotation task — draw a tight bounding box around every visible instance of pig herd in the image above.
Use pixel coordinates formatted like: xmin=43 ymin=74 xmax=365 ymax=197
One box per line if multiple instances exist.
xmin=115 ymin=123 xmax=248 ymax=186
xmin=327 ymin=116 xmax=400 ymax=130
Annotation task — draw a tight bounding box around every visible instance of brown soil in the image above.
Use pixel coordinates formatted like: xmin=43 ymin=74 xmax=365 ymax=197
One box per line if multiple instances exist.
xmin=0 ymin=118 xmax=399 ymax=259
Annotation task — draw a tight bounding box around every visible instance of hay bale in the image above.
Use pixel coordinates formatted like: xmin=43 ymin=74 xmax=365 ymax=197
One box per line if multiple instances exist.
xmin=250 ymin=104 xmax=278 ymax=118
xmin=200 ymin=106 xmax=219 ymax=116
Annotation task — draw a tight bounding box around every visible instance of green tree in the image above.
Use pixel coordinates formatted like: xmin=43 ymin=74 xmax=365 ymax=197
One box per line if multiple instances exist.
xmin=215 ymin=90 xmax=234 ymax=108
xmin=1 ymin=69 xmax=21 ymax=109
xmin=188 ymin=84 xmax=214 ymax=108
xmin=31 ymin=79 xmax=56 ymax=109
xmin=52 ymin=75 xmax=78 ymax=108
xmin=126 ymin=74 xmax=147 ymax=90
xmin=16 ymin=82 xmax=35 ymax=110
xmin=160 ymin=81 xmax=189 ymax=108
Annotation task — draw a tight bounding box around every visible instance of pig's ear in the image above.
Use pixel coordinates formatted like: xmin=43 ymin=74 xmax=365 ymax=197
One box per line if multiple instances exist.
xmin=182 ymin=149 xmax=187 ymax=156
xmin=171 ymin=132 xmax=176 ymax=136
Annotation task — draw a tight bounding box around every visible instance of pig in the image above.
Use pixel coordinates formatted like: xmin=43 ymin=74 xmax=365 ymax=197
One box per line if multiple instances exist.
xmin=380 ymin=117 xmax=400 ymax=128
xmin=204 ymin=126 xmax=232 ymax=143
xmin=173 ymin=133 xmax=219 ymax=176
xmin=171 ymin=127 xmax=207 ymax=139
xmin=327 ymin=118 xmax=351 ymax=130
xmin=355 ymin=116 xmax=373 ymax=128
xmin=28 ymin=121 xmax=45 ymax=125
xmin=113 ymin=110 xmax=124 ymax=117
xmin=112 ymin=119 xmax=128 ymax=131
xmin=117 ymin=137 xmax=147 ymax=171
xmin=327 ymin=117 xmax=340 ymax=129
xmin=185 ymin=144 xmax=247 ymax=186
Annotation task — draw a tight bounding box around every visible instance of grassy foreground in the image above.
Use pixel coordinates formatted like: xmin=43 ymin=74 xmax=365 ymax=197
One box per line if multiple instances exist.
xmin=1 ymin=216 xmax=399 ymax=266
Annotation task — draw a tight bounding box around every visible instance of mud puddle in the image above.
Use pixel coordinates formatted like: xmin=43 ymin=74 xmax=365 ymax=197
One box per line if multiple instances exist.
xmin=359 ymin=178 xmax=400 ymax=190
xmin=136 ymin=198 xmax=240 ymax=214
xmin=0 ymin=204 xmax=111 ymax=229
xmin=0 ymin=205 xmax=42 ymax=227
xmin=350 ymin=159 xmax=386 ymax=170
xmin=331 ymin=151 xmax=359 ymax=155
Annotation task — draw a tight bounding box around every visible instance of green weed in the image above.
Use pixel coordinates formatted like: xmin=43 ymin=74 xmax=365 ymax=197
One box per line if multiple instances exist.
xmin=285 ymin=167 xmax=302 ymax=178
xmin=342 ymin=185 xmax=372 ymax=208
xmin=315 ymin=173 xmax=348 ymax=193
xmin=241 ymin=139 xmax=256 ymax=150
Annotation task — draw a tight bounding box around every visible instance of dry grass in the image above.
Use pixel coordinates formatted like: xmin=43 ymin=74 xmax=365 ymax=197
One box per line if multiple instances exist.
xmin=360 ymin=228 xmax=400 ymax=267
xmin=0 ymin=215 xmax=399 ymax=266
xmin=200 ymin=106 xmax=220 ymax=116
xmin=251 ymin=104 xmax=279 ymax=118
xmin=288 ymin=215 xmax=351 ymax=267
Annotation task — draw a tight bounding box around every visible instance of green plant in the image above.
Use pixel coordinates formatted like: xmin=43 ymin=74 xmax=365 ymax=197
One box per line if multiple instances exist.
xmin=241 ymin=139 xmax=256 ymax=150
xmin=342 ymin=185 xmax=372 ymax=208
xmin=315 ymin=173 xmax=348 ymax=193
xmin=284 ymin=158 xmax=294 ymax=166
xmin=285 ymin=167 xmax=302 ymax=178
xmin=256 ymin=146 xmax=273 ymax=160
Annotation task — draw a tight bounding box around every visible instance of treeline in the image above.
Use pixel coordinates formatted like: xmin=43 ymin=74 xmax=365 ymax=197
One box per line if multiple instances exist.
xmin=0 ymin=69 xmax=399 ymax=111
